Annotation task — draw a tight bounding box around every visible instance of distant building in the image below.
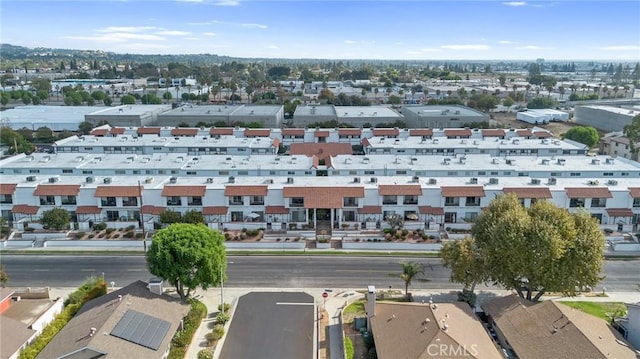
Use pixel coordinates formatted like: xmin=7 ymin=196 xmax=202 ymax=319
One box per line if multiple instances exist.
xmin=84 ymin=105 xmax=171 ymax=127
xmin=575 ymin=105 xmax=640 ymax=132
xmin=402 ymin=105 xmax=489 ymax=128
xmin=0 ymin=106 xmax=101 ymax=131
xmin=600 ymin=132 xmax=639 ymax=161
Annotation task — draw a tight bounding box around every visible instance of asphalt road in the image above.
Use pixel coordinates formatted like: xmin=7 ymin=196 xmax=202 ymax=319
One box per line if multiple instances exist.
xmin=1 ymin=255 xmax=638 ymax=292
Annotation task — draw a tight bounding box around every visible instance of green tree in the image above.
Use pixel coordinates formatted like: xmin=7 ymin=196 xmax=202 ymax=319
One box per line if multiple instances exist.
xmin=162 ymin=91 xmax=172 ymax=100
xmin=562 ymin=126 xmax=599 ymax=148
xmin=183 ymin=210 xmax=205 ymax=224
xmin=502 ymin=97 xmax=515 ymax=108
xmin=121 ymin=94 xmax=136 ymax=105
xmin=147 ymin=223 xmax=226 ymax=299
xmin=387 ymin=95 xmax=402 ymax=105
xmin=40 ymin=208 xmax=71 ymax=230
xmin=0 ymin=264 xmax=8 ymax=287
xmin=623 ymin=114 xmax=640 ymax=159
xmin=527 ymin=97 xmax=556 ymax=109
xmin=0 ymin=127 xmax=35 ymax=154
xmin=78 ymin=121 xmax=94 ymax=135
xmin=441 ymin=237 xmax=487 ymax=293
xmin=35 ymin=126 xmax=55 ymax=143
xmin=400 ymin=261 xmax=424 ymax=299
xmin=470 ymin=194 xmax=604 ymax=301
xmin=159 ymin=210 xmax=182 ymax=224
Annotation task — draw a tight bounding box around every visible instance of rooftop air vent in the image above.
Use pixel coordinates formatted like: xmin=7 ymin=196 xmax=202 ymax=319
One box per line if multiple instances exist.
xmin=169 ymin=177 xmax=177 ymax=184
xmin=228 ymin=176 xmax=235 ymax=184
xmin=469 ymin=178 xmax=478 ymax=184
xmin=489 ymin=178 xmax=499 ymax=185
xmin=287 ymin=177 xmax=294 ymax=184
xmin=104 ymin=177 xmax=112 ymax=184
xmin=428 ymin=178 xmax=437 ymax=185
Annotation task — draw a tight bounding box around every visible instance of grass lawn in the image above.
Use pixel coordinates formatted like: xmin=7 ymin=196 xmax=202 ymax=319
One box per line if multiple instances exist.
xmin=343 ymin=299 xmax=366 ymax=316
xmin=559 ymin=301 xmax=627 ymax=321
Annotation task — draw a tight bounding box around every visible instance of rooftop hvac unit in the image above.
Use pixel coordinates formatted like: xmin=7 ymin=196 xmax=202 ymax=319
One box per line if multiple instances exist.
xmin=592 ymin=159 xmax=600 ymax=165
xmin=370 ymin=177 xmax=377 ymax=183
xmin=206 ymin=178 xmax=214 ymax=183
xmin=548 ymin=177 xmax=557 ymax=185
xmin=104 ymin=177 xmax=112 ymax=184
xmin=428 ymin=178 xmax=437 ymax=185
xmin=469 ymin=178 xmax=478 ymax=184
xmin=265 ymin=179 xmax=274 ymax=184
xmin=287 ymin=177 xmax=294 ymax=184
xmin=228 ymin=176 xmax=235 ymax=184
xmin=412 ymin=176 xmax=420 ymax=183
xmin=557 ymin=158 xmax=566 ymax=165
xmin=26 ymin=175 xmax=37 ymax=182
xmin=588 ymin=180 xmax=600 ymax=186
xmin=531 ymin=178 xmax=541 ymax=185
xmin=605 ymin=158 xmax=615 ymax=165
xmin=489 ymin=178 xmax=499 ymax=185
xmin=354 ymin=177 xmax=360 ymax=183
xmin=541 ymin=159 xmax=550 ymax=165
xmin=86 ymin=176 xmax=94 ymax=183
xmin=145 ymin=177 xmax=154 ymax=184
xmin=48 ymin=177 xmax=58 ymax=183
xmin=607 ymin=180 xmax=618 ymax=186
xmin=169 ymin=177 xmax=177 ymax=184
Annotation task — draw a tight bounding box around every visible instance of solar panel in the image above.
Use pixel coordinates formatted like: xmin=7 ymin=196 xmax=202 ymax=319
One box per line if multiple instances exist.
xmin=110 ymin=309 xmax=171 ymax=351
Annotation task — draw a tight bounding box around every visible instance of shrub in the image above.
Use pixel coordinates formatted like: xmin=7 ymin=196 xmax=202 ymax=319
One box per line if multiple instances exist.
xmin=126 ymin=225 xmax=136 ymax=231
xmin=88 ymin=234 xmax=95 ymax=239
xmin=211 ymin=324 xmax=225 ymax=341
xmin=401 ymin=229 xmax=409 ymax=236
xmin=169 ymin=299 xmax=207 ymax=354
xmin=241 ymin=228 xmax=247 ymax=233
xmin=24 ymin=227 xmax=35 ymax=232
xmin=93 ymin=222 xmax=107 ymax=231
xmin=239 ymin=233 xmax=246 ymax=240
xmin=135 ymin=232 xmax=144 ymax=239
xmin=74 ymin=231 xmax=86 ymax=239
xmin=197 ymin=349 xmax=213 ymax=359
xmin=105 ymin=228 xmax=116 ymax=234
xmin=457 ymin=289 xmax=477 ymax=309
xmin=218 ymin=302 xmax=231 ymax=314
xmin=124 ymin=231 xmax=134 ymax=238
xmin=216 ymin=312 xmax=230 ymax=325
xmin=603 ymin=228 xmax=614 ymax=234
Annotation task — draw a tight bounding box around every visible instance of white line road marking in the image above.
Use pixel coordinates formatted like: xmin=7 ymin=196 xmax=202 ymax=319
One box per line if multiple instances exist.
xmin=276 ymin=302 xmax=315 ymax=306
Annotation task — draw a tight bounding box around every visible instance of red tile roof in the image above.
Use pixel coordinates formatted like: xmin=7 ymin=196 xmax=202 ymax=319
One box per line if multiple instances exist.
xmin=202 ymin=206 xmax=228 ymax=215
xmin=171 ymin=128 xmax=198 ymax=136
xmin=141 ymin=205 xmax=165 ymax=215
xmin=161 ymin=186 xmax=206 ymax=197
xmin=565 ymin=187 xmax=612 ymax=198
xmin=12 ymin=204 xmax=39 ymax=215
xmin=418 ymin=206 xmax=444 ymax=215
xmin=409 ymin=129 xmax=433 ymax=136
xmin=357 ymin=206 xmax=382 ymax=214
xmin=210 ymin=128 xmax=234 ymax=136
xmin=265 ymin=206 xmax=290 ymax=214
xmin=606 ymin=208 xmax=634 ymax=217
xmin=482 ymin=129 xmax=505 ymax=137
xmin=516 ymin=129 xmax=532 ymax=137
xmin=441 ymin=186 xmax=485 ymax=197
xmin=137 ymin=127 xmax=161 ymax=135
xmin=224 ymin=185 xmax=268 ymax=196
xmin=282 ymin=129 xmax=305 ymax=136
xmin=372 ymin=128 xmax=399 ymax=136
xmin=34 ymin=185 xmax=80 ymax=196
xmin=110 ymin=127 xmax=126 ymax=135
xmin=289 ymin=143 xmax=352 ymax=159
xmin=378 ymin=185 xmax=422 ymax=196
xmin=444 ymin=129 xmax=472 ymax=137
xmin=628 ymin=188 xmax=640 ymax=198
xmin=361 ymin=138 xmax=371 ymax=146
xmin=338 ymin=129 xmax=361 ymax=136
xmin=283 ymin=187 xmax=365 ymax=209
xmin=90 ymin=129 xmax=108 ymax=136
xmin=76 ymin=206 xmax=102 ymax=214
xmin=244 ymin=129 xmax=271 ymax=137
xmin=314 ymin=130 xmax=330 ymax=137
xmin=533 ymin=131 xmax=553 ymax=138
xmin=0 ymin=184 xmax=17 ymax=195
xmin=94 ymin=186 xmax=140 ymax=197
xmin=503 ymin=187 xmax=552 ymax=199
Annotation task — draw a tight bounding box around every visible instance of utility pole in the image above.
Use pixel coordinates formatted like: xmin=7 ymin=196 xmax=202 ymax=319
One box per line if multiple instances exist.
xmin=138 ymin=180 xmax=146 ymax=252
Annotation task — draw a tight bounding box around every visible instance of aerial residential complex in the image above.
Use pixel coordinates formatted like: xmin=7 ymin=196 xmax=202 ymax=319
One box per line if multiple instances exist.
xmin=1 ymin=125 xmax=639 ymax=235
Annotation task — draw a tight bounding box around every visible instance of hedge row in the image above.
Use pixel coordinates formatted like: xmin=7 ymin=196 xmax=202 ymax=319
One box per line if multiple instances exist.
xmin=167 ymin=299 xmax=208 ymax=359
xmin=19 ymin=277 xmax=107 ymax=359
xmin=344 ymin=337 xmax=354 ymax=359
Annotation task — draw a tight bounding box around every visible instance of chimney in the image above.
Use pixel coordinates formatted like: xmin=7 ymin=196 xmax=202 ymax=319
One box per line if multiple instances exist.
xmin=148 ymin=278 xmax=164 ymax=295
xmin=366 ymin=285 xmax=376 ymax=330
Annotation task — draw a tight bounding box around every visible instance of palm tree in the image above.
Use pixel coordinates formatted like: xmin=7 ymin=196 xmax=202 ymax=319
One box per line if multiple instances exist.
xmin=559 ymin=86 xmax=565 ymax=100
xmin=400 ymin=261 xmax=424 ymax=299
xmin=581 ymin=84 xmax=587 ymax=96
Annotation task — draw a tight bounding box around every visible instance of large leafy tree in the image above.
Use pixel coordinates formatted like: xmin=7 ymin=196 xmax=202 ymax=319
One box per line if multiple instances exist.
xmin=147 ymin=224 xmax=226 ymax=300
xmin=441 ymin=237 xmax=487 ymax=293
xmin=466 ymin=194 xmax=604 ymax=301
xmin=623 ymin=114 xmax=640 ymax=159
xmin=399 ymin=261 xmax=424 ymax=299
xmin=41 ymin=208 xmax=71 ymax=230
xmin=0 ymin=264 xmax=8 ymax=287
xmin=563 ymin=126 xmax=599 ymax=148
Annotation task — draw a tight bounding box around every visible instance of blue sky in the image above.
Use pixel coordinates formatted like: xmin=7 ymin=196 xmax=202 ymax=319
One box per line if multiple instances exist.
xmin=1 ymin=0 xmax=639 ymax=60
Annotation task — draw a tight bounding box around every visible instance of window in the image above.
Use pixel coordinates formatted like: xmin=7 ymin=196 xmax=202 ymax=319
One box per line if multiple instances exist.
xmin=465 ymin=197 xmax=481 ymax=206
xmin=591 ymin=213 xmax=603 ymax=224
xmin=603 ymin=172 xmax=614 ymax=177
xmin=123 ymin=197 xmax=138 ymax=206
xmin=343 ymin=197 xmax=358 ymax=207
xmin=445 ymin=197 xmax=460 ymax=206
xmin=477 ymin=171 xmax=486 ymax=176
xmin=518 ymin=172 xmax=528 ymax=177
xmin=447 ymin=171 xmax=458 ymax=176
xmin=219 ymin=171 xmax=229 ymax=176
xmin=550 ymin=172 xmax=562 ymax=177
xmin=464 ymin=212 xmax=478 ymax=222
xmin=569 ymin=198 xmax=585 ymax=208
xmin=250 ymin=196 xmax=264 ymax=205
xmin=364 ymin=170 xmax=375 ymax=175
xmin=229 ymin=196 xmax=243 ymax=205
xmin=621 ymin=172 xmax=629 ymax=176
xmin=62 ymin=169 xmax=73 ymax=173
xmin=570 ymin=172 xmax=581 ymax=177
xmin=396 ymin=170 xmax=407 ymax=175
xmin=132 ymin=170 xmax=140 ymax=174
xmin=231 ymin=211 xmax=244 ymax=222
xmin=269 ymin=171 xmax=277 ymax=175
xmin=29 ymin=169 xmax=40 ymax=174
xmin=382 ymin=195 xmax=397 ymax=205
xmin=188 ymin=196 xmax=203 ymax=206
xmin=403 ymin=195 xmax=418 ymax=205
xmin=444 ymin=212 xmax=457 ymax=223
xmin=101 ymin=197 xmax=116 ymax=207
xmin=343 ymin=210 xmax=356 ymax=222
xmin=633 ymin=198 xmax=640 ymax=207
xmin=503 ymin=171 xmax=511 ymax=176
xmin=237 ymin=171 xmax=248 ymax=175
xmin=590 ymin=198 xmax=606 ymax=208
xmin=349 ymin=170 xmax=357 ymax=175
xmin=158 ymin=170 xmax=166 ymax=175
xmin=106 ymin=210 xmax=119 ymax=221
xmin=115 ymin=170 xmax=126 ymax=175
xmin=290 ymin=197 xmax=304 ymax=207
xmin=145 ymin=170 xmax=154 ymax=174
xmin=166 ymin=196 xmax=182 ymax=206
xmin=82 ymin=170 xmax=93 ymax=174
xmin=383 ymin=210 xmax=396 ymax=219
xmin=490 ymin=171 xmax=498 ymax=176
xmin=304 ymin=171 xmax=313 ymax=175
xmin=60 ymin=195 xmax=76 ymax=205
xmin=0 ymin=194 xmax=12 ymax=204
xmin=39 ymin=196 xmax=55 ymax=205
xmin=291 ymin=209 xmax=306 ymax=222
xmin=170 ymin=170 xmax=178 ymax=174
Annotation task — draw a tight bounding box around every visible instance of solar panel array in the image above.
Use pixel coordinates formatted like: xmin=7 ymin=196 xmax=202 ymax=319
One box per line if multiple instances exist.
xmin=110 ymin=309 xmax=171 ymax=351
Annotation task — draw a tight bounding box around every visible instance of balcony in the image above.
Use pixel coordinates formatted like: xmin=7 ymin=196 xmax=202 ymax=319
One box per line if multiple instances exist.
xmin=122 ymin=199 xmax=138 ymax=207
xmin=101 ymin=199 xmax=117 ymax=207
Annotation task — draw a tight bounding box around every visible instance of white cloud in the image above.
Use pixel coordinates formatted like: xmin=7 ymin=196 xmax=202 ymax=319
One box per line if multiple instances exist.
xmin=61 ymin=33 xmax=165 ymax=43
xmin=214 ymin=0 xmax=240 ymax=6
xmin=203 ymin=32 xmax=217 ymax=36
xmin=343 ymin=40 xmax=375 ymax=45
xmin=156 ymin=30 xmax=190 ymax=36
xmin=421 ymin=48 xmax=443 ymax=52
xmin=344 ymin=40 xmax=356 ymax=44
xmin=96 ymin=26 xmax=157 ymax=33
xmin=502 ymin=2 xmax=526 ymax=6
xmin=440 ymin=44 xmax=490 ymax=50
xmin=499 ymin=40 xmax=519 ymax=44
xmin=176 ymin=0 xmax=204 ymax=2
xmin=268 ymin=45 xmax=279 ymax=49
xmin=208 ymin=20 xmax=268 ymax=29
xmin=184 ymin=37 xmax=200 ymax=41
xmin=596 ymin=45 xmax=640 ymax=51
